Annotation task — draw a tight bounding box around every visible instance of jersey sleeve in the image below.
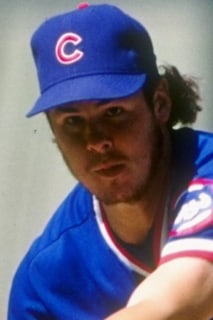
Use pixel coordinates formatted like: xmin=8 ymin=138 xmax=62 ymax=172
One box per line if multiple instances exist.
xmin=160 ymin=179 xmax=213 ymax=264
xmin=7 ymin=255 xmax=49 ymax=320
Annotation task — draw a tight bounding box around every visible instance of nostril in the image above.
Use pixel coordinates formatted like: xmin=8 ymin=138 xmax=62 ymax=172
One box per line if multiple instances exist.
xmin=87 ymin=139 xmax=113 ymax=154
xmin=102 ymin=141 xmax=112 ymax=151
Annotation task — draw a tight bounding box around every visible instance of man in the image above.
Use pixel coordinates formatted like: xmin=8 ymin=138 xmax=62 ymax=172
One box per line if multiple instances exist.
xmin=8 ymin=3 xmax=213 ymax=320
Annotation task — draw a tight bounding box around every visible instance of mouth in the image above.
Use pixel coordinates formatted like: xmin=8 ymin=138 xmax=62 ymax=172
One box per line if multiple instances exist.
xmin=91 ymin=162 xmax=126 ymax=178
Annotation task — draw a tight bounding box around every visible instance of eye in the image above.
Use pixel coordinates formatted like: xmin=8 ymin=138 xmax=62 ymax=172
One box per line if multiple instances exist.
xmin=65 ymin=116 xmax=84 ymax=127
xmin=105 ymin=106 xmax=124 ymax=117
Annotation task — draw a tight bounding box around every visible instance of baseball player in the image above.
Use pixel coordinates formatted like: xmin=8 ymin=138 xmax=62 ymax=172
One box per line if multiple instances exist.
xmin=8 ymin=3 xmax=213 ymax=320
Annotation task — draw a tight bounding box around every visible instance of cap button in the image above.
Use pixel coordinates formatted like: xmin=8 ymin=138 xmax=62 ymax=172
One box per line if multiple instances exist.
xmin=77 ymin=2 xmax=89 ymax=9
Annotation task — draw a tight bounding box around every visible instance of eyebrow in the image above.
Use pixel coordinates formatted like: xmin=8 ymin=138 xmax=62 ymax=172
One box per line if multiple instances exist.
xmin=55 ymin=99 xmax=113 ymax=113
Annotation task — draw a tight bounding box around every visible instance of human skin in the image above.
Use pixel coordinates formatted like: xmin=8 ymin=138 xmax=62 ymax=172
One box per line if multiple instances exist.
xmin=47 ymin=81 xmax=213 ymax=319
xmin=47 ymin=80 xmax=171 ymax=208
xmin=105 ymin=257 xmax=213 ymax=320
xmin=47 ymin=80 xmax=172 ymax=245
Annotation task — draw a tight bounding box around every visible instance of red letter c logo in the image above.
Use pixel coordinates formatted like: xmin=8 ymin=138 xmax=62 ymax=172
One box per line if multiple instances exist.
xmin=55 ymin=33 xmax=84 ymax=65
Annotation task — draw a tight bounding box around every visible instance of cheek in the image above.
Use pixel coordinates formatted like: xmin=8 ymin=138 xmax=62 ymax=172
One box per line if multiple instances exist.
xmin=54 ymin=125 xmax=84 ymax=150
xmin=55 ymin=132 xmax=88 ymax=171
xmin=117 ymin=116 xmax=153 ymax=153
xmin=124 ymin=119 xmax=161 ymax=169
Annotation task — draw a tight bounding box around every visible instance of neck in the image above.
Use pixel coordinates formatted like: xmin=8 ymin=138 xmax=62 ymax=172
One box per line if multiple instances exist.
xmin=102 ymin=176 xmax=169 ymax=245
xmin=102 ymin=130 xmax=171 ymax=245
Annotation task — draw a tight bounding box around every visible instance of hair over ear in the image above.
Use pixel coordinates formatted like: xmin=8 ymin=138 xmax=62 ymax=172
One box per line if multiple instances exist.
xmin=152 ymin=79 xmax=171 ymax=124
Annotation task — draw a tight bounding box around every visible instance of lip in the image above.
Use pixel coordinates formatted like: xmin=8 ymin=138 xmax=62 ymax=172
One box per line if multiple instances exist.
xmin=92 ymin=162 xmax=126 ymax=178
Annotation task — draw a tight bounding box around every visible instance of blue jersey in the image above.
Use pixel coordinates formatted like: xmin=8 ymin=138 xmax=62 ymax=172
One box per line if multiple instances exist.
xmin=8 ymin=128 xmax=213 ymax=320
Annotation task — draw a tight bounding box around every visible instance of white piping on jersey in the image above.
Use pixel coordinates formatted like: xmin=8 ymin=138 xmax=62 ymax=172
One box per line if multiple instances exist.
xmin=161 ymin=238 xmax=213 ymax=258
xmin=93 ymin=196 xmax=168 ymax=277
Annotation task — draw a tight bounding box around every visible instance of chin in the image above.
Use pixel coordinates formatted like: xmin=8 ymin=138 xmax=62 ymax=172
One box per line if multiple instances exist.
xmin=94 ymin=184 xmax=146 ymax=205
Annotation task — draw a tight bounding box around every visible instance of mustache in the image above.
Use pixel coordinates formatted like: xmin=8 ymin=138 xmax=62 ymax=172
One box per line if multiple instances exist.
xmin=52 ymin=137 xmax=127 ymax=170
xmin=86 ymin=151 xmax=128 ymax=171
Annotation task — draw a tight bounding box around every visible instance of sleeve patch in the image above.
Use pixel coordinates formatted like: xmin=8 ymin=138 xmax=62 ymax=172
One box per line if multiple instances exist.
xmin=170 ymin=181 xmax=213 ymax=237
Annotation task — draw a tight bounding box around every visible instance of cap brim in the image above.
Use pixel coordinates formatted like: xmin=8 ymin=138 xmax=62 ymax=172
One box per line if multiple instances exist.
xmin=26 ymin=74 xmax=146 ymax=117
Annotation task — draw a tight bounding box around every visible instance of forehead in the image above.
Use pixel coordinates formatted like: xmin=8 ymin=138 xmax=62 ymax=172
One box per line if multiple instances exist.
xmin=52 ymin=99 xmax=112 ymax=113
xmin=49 ymin=90 xmax=144 ymax=114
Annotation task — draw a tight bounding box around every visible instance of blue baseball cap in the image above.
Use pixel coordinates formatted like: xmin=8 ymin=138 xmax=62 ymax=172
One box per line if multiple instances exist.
xmin=27 ymin=3 xmax=158 ymax=117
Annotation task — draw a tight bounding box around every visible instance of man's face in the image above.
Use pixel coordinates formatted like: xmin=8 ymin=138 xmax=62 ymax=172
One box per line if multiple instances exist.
xmin=48 ymin=90 xmax=169 ymax=205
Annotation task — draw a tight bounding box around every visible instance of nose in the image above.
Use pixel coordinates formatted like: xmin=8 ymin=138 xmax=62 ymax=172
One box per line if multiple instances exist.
xmin=85 ymin=124 xmax=113 ymax=154
xmin=87 ymin=138 xmax=113 ymax=154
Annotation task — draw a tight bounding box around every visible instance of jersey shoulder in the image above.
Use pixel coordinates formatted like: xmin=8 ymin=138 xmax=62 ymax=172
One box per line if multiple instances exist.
xmin=23 ymin=183 xmax=93 ymax=264
xmin=172 ymin=128 xmax=213 ymax=178
xmin=194 ymin=129 xmax=213 ymax=177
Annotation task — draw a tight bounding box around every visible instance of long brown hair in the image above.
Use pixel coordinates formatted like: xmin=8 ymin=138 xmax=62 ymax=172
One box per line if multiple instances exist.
xmin=144 ymin=65 xmax=202 ymax=128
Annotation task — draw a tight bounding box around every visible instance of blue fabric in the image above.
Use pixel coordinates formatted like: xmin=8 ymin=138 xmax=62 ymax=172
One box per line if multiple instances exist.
xmin=8 ymin=186 xmax=135 ymax=319
xmin=27 ymin=4 xmax=157 ymax=117
xmin=8 ymin=128 xmax=213 ymax=319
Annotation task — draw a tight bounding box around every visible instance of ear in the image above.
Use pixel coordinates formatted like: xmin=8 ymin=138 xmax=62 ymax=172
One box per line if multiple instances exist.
xmin=152 ymin=78 xmax=171 ymax=125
